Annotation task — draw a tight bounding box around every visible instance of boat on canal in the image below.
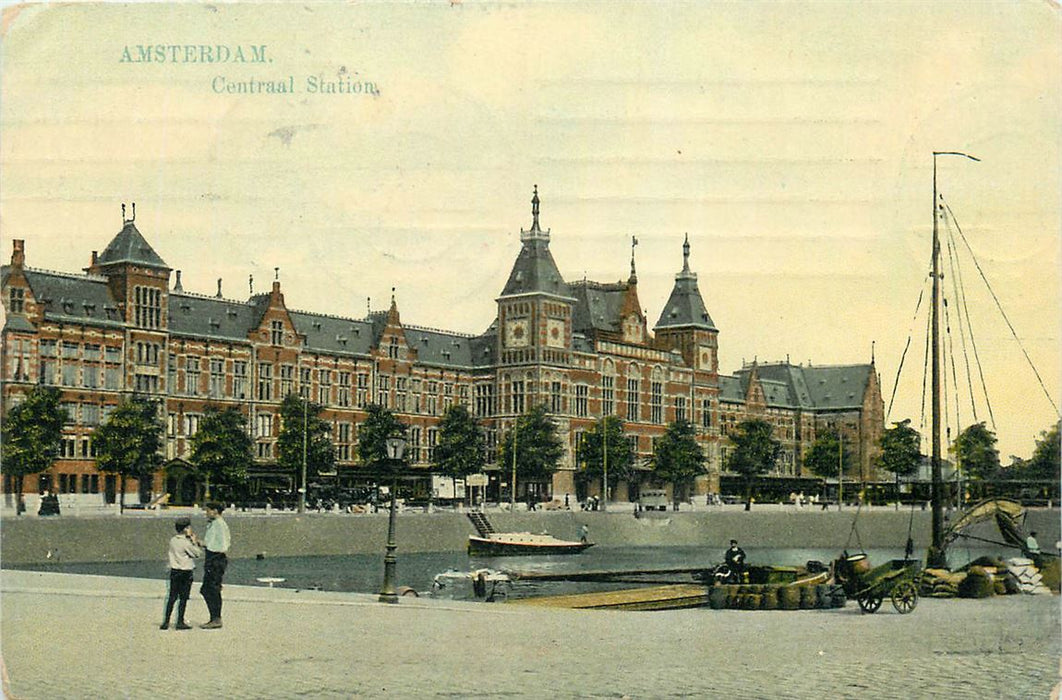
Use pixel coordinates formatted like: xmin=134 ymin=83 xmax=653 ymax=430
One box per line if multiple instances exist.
xmin=466 ymin=511 xmax=594 ymax=557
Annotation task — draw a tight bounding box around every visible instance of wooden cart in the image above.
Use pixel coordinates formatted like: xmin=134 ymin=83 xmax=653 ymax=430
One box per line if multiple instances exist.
xmin=834 ymin=554 xmax=921 ymax=614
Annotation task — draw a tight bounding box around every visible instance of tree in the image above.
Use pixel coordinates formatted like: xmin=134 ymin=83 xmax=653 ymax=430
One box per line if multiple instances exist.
xmin=94 ymin=397 xmax=164 ymax=513
xmin=652 ymin=419 xmax=705 ymax=507
xmin=1 ymin=386 xmax=65 ymax=513
xmin=432 ymin=404 xmax=486 ymax=506
xmin=953 ymin=422 xmax=1000 ymax=481
xmin=1025 ymin=421 xmax=1060 ymax=482
xmin=577 ymin=415 xmax=633 ymax=502
xmin=357 ymin=404 xmax=407 ymax=469
xmin=277 ymin=394 xmax=336 ymax=497
xmin=876 ymin=419 xmax=923 ymax=508
xmin=498 ymin=404 xmax=563 ymax=498
xmin=803 ymin=428 xmax=854 ymax=480
xmin=190 ymin=405 xmax=253 ymax=501
xmin=726 ymin=419 xmax=781 ymax=510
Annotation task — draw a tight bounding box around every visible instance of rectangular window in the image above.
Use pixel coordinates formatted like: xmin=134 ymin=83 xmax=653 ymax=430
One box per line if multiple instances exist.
xmin=512 ymin=380 xmax=525 ymax=414
xmin=233 ymin=361 xmax=248 ymax=399
xmin=409 ymin=427 xmax=421 ymax=464
xmin=280 ymin=364 xmax=295 ymax=398
xmin=602 ymin=375 xmax=615 ymax=416
xmin=167 ymin=413 xmax=178 ymax=437
xmin=574 ymin=384 xmax=589 ymax=417
xmin=337 ymin=371 xmax=351 ymax=407
xmin=702 ymin=399 xmax=711 ymax=429
xmin=255 ymin=413 xmax=273 ymax=438
xmin=83 ymin=344 xmax=101 ymax=361
xmin=675 ymin=396 xmax=687 ymax=423
xmin=134 ymin=286 xmax=162 ymax=329
xmin=82 ymin=403 xmax=100 ymax=426
xmin=256 ymin=442 xmax=272 ymax=459
xmin=300 ymin=367 xmax=312 ymax=399
xmin=40 ymin=359 xmax=56 ymax=385
xmin=271 ymin=320 xmax=283 ymax=345
xmin=475 ymin=384 xmax=494 ymax=417
xmin=40 ymin=339 xmax=57 ymax=357
xmin=210 ymin=359 xmax=225 ymax=398
xmin=9 ymin=287 xmax=24 ymax=313
xmin=318 ymin=369 xmax=332 ymax=405
xmin=626 ymin=378 xmax=639 ymax=422
xmin=105 ymin=346 xmax=121 ymax=363
xmin=183 ymin=414 xmax=200 ymax=437
xmin=356 ymin=372 xmax=369 ymax=407
xmin=337 ymin=422 xmax=352 ymax=462
xmin=551 ymin=381 xmax=563 ymax=413
xmin=186 ymin=357 xmax=200 ymax=396
xmin=62 ymin=364 xmax=79 ymax=387
xmin=62 ymin=342 xmax=79 ymax=360
xmin=60 ymin=402 xmax=77 ymax=424
xmin=105 ymin=366 xmax=121 ymax=390
xmin=81 ymin=361 xmax=98 ymax=389
xmin=257 ymin=363 xmax=273 ymax=401
xmin=650 ymin=382 xmax=663 ymax=424
xmin=427 ymin=428 xmax=438 ymax=463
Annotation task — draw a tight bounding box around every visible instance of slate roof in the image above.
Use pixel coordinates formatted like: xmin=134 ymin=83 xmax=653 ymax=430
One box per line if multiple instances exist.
xmin=570 ymin=281 xmax=627 ymax=335
xmin=169 ymin=292 xmax=258 ymax=342
xmin=95 ymin=222 xmax=169 ymax=269
xmin=727 ymin=362 xmax=873 ymax=411
xmin=654 ymin=237 xmax=715 ymax=331
xmin=290 ymin=311 xmax=374 ymax=356
xmin=499 ymin=238 xmax=571 ymax=298
xmin=3 ymin=315 xmax=36 ymax=333
xmin=21 ymin=268 xmax=125 ymax=327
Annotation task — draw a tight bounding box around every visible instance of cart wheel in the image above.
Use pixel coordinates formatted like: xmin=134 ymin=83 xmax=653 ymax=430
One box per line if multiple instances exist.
xmin=891 ymin=581 xmax=918 ymax=614
xmin=857 ymin=595 xmax=882 ymax=614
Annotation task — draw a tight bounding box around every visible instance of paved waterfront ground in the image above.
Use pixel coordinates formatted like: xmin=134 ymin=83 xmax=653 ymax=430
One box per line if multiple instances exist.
xmin=2 ymin=570 xmax=1058 ymax=699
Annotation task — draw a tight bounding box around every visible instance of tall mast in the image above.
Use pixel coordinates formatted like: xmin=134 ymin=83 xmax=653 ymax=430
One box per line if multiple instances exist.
xmin=928 ymin=151 xmax=979 ymax=568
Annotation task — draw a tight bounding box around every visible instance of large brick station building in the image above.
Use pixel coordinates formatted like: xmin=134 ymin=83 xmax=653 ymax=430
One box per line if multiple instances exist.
xmin=1 ymin=191 xmax=884 ymax=508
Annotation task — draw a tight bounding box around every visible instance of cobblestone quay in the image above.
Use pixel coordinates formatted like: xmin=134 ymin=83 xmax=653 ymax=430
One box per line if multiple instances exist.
xmin=2 ymin=570 xmax=1057 ymax=699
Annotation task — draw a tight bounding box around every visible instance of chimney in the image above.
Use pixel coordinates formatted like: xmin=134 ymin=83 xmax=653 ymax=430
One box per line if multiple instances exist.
xmin=216 ymin=278 xmax=223 ymax=298
xmin=174 ymin=270 xmax=184 ymax=292
xmin=11 ymin=240 xmax=25 ymax=267
xmin=90 ymin=251 xmax=98 ymax=266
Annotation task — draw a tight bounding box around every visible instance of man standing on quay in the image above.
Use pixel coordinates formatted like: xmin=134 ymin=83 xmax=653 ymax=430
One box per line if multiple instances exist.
xmin=200 ymin=502 xmax=231 ymax=629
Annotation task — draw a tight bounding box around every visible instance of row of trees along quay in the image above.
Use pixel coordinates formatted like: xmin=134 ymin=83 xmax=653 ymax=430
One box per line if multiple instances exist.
xmin=2 ymin=384 xmax=1059 ymax=513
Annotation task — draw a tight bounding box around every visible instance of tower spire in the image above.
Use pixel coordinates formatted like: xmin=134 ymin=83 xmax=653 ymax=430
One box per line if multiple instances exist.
xmin=629 ymin=235 xmax=639 ymax=283
xmin=531 ymin=184 xmax=540 ymax=232
xmin=682 ymin=233 xmax=691 ymax=273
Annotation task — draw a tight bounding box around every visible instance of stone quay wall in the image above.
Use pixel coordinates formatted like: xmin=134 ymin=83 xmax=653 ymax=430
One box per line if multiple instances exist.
xmin=2 ymin=507 xmax=1058 ymax=565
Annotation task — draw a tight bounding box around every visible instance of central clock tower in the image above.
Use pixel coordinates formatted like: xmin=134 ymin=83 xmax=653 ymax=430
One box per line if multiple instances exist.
xmin=496 ymin=186 xmax=575 ymax=369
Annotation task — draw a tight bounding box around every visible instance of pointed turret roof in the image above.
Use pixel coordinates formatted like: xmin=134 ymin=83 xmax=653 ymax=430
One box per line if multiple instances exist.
xmin=95 ymin=208 xmax=169 ymax=270
xmin=654 ymin=234 xmax=715 ymax=330
xmin=499 ymin=186 xmax=571 ymax=299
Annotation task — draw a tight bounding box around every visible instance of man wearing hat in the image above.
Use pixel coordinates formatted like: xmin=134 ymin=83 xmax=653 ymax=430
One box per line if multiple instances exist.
xmin=724 ymin=539 xmax=747 ymax=580
xmin=161 ymin=516 xmax=201 ymax=630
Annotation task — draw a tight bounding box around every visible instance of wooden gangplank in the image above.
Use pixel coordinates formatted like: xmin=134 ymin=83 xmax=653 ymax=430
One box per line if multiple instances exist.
xmin=510 ymin=584 xmax=712 ymax=611
xmin=507 ymin=566 xmax=708 ymax=582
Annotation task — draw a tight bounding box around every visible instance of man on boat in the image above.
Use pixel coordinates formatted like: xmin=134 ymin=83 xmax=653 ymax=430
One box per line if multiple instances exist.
xmin=725 ymin=539 xmax=747 ymax=578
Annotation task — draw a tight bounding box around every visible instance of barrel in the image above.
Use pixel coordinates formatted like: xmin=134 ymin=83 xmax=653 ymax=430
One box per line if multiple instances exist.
xmin=799 ymin=585 xmax=817 ymax=609
xmin=708 ymin=586 xmax=727 ymax=610
xmin=845 ymin=554 xmax=871 ymax=576
xmin=815 ymin=584 xmax=832 ymax=609
xmin=830 ymin=585 xmax=848 ymax=608
xmin=761 ymin=586 xmax=779 ymax=610
xmin=745 ymin=594 xmax=762 ymax=610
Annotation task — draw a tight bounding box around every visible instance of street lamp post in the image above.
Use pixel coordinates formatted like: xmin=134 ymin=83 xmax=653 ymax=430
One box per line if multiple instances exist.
xmin=298 ymin=393 xmax=308 ymax=514
xmin=601 ymin=418 xmax=608 ymax=512
xmin=378 ymin=435 xmax=406 ymax=604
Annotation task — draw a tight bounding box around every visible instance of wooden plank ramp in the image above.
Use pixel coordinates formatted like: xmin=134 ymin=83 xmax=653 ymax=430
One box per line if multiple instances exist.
xmin=510 ymin=584 xmax=712 ymax=611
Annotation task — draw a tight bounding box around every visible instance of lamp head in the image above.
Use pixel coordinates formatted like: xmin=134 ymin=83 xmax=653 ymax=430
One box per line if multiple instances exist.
xmin=385 ymin=436 xmax=407 ymax=461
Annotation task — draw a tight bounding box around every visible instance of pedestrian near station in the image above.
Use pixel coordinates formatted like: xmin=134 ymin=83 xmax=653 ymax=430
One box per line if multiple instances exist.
xmin=199 ymin=502 xmax=231 ymax=629
xmin=160 ymin=517 xmax=201 ymax=631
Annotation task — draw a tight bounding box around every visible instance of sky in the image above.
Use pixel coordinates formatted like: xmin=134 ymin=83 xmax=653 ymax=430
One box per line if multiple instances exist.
xmin=2 ymin=1 xmax=1059 ymax=460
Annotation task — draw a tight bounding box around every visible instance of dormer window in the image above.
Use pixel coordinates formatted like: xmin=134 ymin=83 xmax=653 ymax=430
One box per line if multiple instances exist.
xmin=9 ymin=287 xmax=24 ymax=314
xmin=271 ymin=320 xmax=283 ymax=345
xmin=388 ymin=337 xmax=400 ymax=359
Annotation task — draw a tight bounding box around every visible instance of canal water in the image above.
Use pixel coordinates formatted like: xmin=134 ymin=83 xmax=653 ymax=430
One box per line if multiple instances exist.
xmin=5 ymin=544 xmax=999 ymax=601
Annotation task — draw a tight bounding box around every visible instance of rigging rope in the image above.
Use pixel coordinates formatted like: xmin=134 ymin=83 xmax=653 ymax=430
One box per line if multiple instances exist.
xmin=944 ymin=217 xmax=982 ymax=423
xmin=886 ymin=273 xmax=931 ymax=421
xmin=942 ymin=296 xmax=963 ymax=439
xmin=943 ymin=199 xmax=1060 ymax=418
xmin=942 ymin=208 xmax=996 ymax=430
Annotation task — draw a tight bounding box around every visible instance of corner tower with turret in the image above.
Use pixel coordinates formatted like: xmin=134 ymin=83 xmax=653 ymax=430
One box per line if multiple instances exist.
xmin=653 ymin=234 xmax=718 ymax=376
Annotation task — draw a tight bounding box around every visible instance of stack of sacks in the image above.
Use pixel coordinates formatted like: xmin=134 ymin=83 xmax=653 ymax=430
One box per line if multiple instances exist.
xmin=921 ymin=568 xmax=965 ymax=597
xmin=1005 ymin=557 xmax=1052 ymax=595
